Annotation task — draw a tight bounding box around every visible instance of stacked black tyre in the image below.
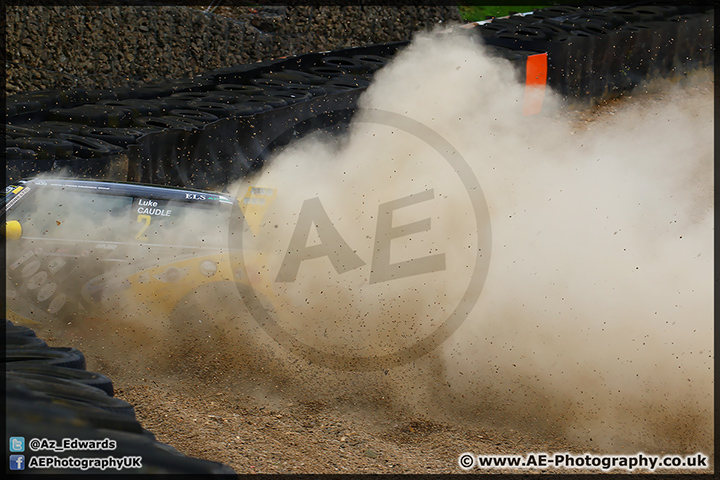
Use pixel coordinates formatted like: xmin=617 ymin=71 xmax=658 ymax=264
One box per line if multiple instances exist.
xmin=3 ymin=4 xmax=714 ymax=188
xmin=4 ymin=319 xmax=236 ymax=475
xmin=5 ymin=40 xmax=539 ymax=190
xmin=473 ymin=4 xmax=714 ymax=105
xmin=4 ymin=42 xmax=411 ymax=189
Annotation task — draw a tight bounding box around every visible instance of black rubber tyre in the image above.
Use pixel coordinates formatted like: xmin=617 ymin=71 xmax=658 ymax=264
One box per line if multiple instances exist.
xmin=5 ymin=147 xmax=49 ymax=182
xmin=4 ymin=346 xmax=87 ymax=370
xmin=143 ymin=97 xmax=194 ymax=112
xmin=530 ymin=5 xmax=584 ymax=19
xmin=169 ymin=109 xmax=220 ymax=124
xmin=308 ymin=65 xmax=347 ymax=78
xmin=5 ymin=148 xmax=26 ymax=184
xmin=259 ymin=70 xmax=327 ymax=85
xmin=186 ymin=100 xmax=239 ymax=118
xmin=495 ymin=26 xmax=549 ymax=43
xmin=6 ymin=373 xmax=126 ymax=415
xmin=5 ymin=147 xmax=38 ymax=163
xmin=352 ymin=54 xmax=391 ymax=71
xmin=576 ymin=22 xmax=610 ymax=36
xmin=34 ymin=121 xmax=85 ymax=135
xmin=487 ymin=16 xmax=533 ymax=29
xmin=557 ymin=18 xmax=611 ymax=34
xmin=6 ymin=90 xmax=63 ymax=115
xmin=6 ymin=389 xmax=97 ymax=429
xmin=573 ymin=15 xmax=615 ymax=30
xmin=128 ymin=83 xmax=178 ymax=98
xmin=609 ymin=8 xmax=642 ymax=23
xmin=168 ymin=92 xmax=217 ymax=103
xmin=9 ymin=137 xmax=76 ymax=160
xmin=6 ymin=363 xmax=114 ymax=396
xmin=5 ymin=333 xmax=48 ymax=349
xmin=251 ymin=77 xmax=292 ymax=90
xmin=184 ymin=92 xmax=250 ymax=104
xmin=99 ymin=99 xmax=165 ymax=118
xmin=48 ymin=105 xmax=134 ymax=128
xmin=59 ymin=88 xmax=119 ymax=108
xmin=626 ymin=5 xmax=676 ymax=22
xmin=215 ymin=84 xmax=265 ymax=95
xmin=475 ymin=22 xmax=512 ymax=38
xmin=79 ymin=126 xmax=149 ymax=148
xmin=7 ymin=373 xmax=133 ymax=417
xmin=324 ymin=74 xmax=371 ymax=91
xmin=5 ymin=124 xmax=52 ymax=138
xmin=54 ymin=133 xmax=126 ymax=158
xmin=133 ymin=115 xmax=206 ymax=131
xmin=228 ymin=102 xmax=273 ymax=116
xmin=239 ymin=94 xmax=288 ymax=108
xmin=530 ymin=22 xmax=573 ymax=40
xmin=249 ymin=80 xmax=328 ymax=98
xmin=585 ymin=12 xmax=628 ymax=28
xmin=6 ymin=407 xmax=236 ymax=474
xmin=5 ymin=320 xmax=39 ymax=337
xmin=275 ymin=83 xmax=329 ymax=97
xmin=260 ymin=90 xmax=312 ymax=105
xmin=491 ymin=47 xmax=543 ymax=63
xmin=7 ymin=383 xmax=143 ymax=434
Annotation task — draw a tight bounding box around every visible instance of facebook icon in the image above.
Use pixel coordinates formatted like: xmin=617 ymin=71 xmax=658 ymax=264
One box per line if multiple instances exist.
xmin=10 ymin=455 xmax=25 ymax=470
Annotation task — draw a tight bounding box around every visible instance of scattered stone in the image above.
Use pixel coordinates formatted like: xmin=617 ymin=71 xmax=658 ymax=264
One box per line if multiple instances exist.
xmin=5 ymin=5 xmax=463 ymax=94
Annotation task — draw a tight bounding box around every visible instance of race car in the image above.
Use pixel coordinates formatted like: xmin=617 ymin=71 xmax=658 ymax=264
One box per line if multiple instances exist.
xmin=3 ymin=177 xmax=275 ymax=330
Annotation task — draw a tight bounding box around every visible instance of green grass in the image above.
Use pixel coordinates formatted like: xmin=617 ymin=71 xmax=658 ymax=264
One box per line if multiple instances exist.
xmin=458 ymin=5 xmax=555 ymax=22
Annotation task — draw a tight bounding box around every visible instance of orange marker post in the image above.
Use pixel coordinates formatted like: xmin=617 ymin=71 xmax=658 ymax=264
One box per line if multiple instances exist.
xmin=523 ymin=53 xmax=548 ymax=116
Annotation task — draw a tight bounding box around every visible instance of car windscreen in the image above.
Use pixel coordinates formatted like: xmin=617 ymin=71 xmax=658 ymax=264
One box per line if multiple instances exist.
xmin=6 ymin=188 xmax=230 ymax=248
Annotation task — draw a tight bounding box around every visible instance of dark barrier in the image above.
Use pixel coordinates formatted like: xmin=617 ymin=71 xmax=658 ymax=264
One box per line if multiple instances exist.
xmin=4 ymin=319 xmax=238 ymax=474
xmin=3 ymin=5 xmax=714 ymax=188
xmin=5 ymin=41 xmax=415 ymax=186
xmin=125 ymin=43 xmax=538 ymax=189
xmin=476 ymin=5 xmax=714 ymax=106
xmin=6 ymin=148 xmax=42 ymax=186
xmin=127 ymin=88 xmax=364 ymax=189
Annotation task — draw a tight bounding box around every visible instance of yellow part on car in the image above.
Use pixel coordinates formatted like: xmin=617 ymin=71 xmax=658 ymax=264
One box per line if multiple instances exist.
xmin=4 ymin=220 xmax=22 ymax=240
xmin=82 ymin=252 xmax=274 ymax=317
xmin=239 ymin=186 xmax=276 ymax=235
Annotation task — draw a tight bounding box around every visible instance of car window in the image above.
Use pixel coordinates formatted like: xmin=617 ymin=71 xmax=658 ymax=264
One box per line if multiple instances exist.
xmin=7 ymin=188 xmax=230 ymax=248
xmin=131 ymin=197 xmax=228 ymax=247
xmin=8 ymin=190 xmax=133 ymax=242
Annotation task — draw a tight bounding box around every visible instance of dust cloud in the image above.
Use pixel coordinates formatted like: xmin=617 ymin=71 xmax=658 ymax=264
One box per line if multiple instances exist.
xmin=226 ymin=30 xmax=713 ymax=455
xmin=10 ymin=28 xmax=712 ymax=459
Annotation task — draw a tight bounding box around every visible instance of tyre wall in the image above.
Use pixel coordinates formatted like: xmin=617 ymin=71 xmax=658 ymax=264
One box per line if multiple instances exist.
xmin=472 ymin=4 xmax=715 ymax=105
xmin=5 ymin=39 xmax=544 ymax=189
xmin=4 ymin=319 xmax=237 ymax=474
xmin=4 ymin=4 xmax=715 ymax=189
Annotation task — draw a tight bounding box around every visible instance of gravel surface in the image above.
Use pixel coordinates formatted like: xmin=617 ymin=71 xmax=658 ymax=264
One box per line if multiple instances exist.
xmin=30 ymin=71 xmax=713 ymax=475
xmin=6 ymin=5 xmax=461 ymax=93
